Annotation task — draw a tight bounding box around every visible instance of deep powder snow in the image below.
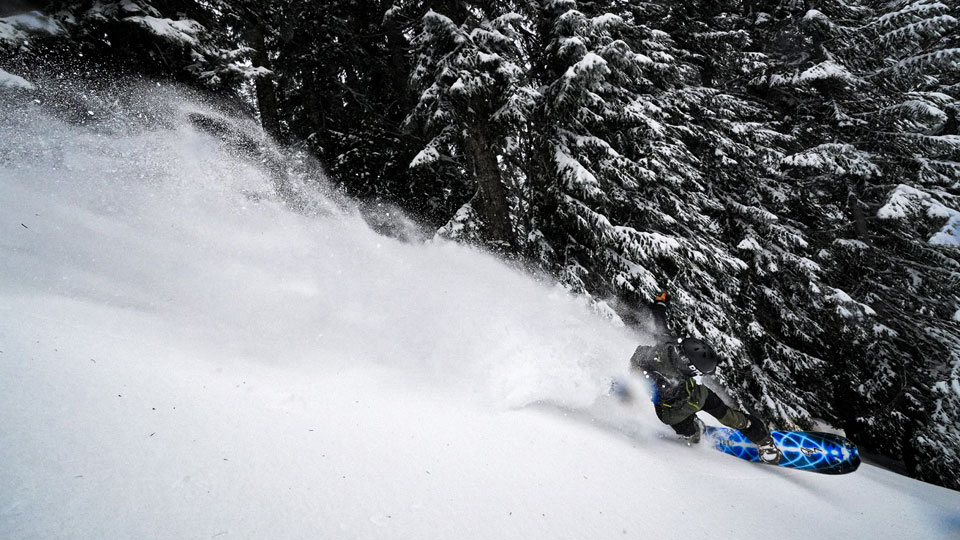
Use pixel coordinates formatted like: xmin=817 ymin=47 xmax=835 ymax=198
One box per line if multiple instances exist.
xmin=1 ymin=79 xmax=958 ymax=540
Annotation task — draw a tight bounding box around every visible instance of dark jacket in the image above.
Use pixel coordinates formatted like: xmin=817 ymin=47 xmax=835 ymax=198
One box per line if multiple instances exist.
xmin=629 ymin=302 xmax=772 ymax=445
xmin=629 ymin=302 xmax=693 ymax=406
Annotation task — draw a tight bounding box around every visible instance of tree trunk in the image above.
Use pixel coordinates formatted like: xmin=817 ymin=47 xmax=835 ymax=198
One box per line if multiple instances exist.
xmin=244 ymin=23 xmax=283 ymax=142
xmin=848 ymin=178 xmax=869 ymax=242
xmin=463 ymin=128 xmax=514 ymax=251
xmin=902 ymin=419 xmax=919 ymax=478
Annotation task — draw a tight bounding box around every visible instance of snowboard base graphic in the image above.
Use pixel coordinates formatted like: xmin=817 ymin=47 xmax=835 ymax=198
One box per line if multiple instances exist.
xmin=703 ymin=426 xmax=860 ymax=475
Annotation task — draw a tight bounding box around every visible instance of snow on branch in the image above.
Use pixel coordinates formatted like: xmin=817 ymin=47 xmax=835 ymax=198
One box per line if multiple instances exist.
xmin=124 ymin=16 xmax=204 ymax=47
xmin=825 ymin=287 xmax=877 ymax=318
xmin=558 ymin=129 xmax=620 ymax=157
xmin=562 ymin=52 xmax=609 ymax=81
xmin=879 ymin=14 xmax=957 ymax=43
xmin=726 ymin=200 xmax=779 ymax=224
xmin=876 ymin=184 xmax=929 ymax=219
xmin=589 ymin=13 xmax=623 ymax=31
xmin=888 ymin=48 xmax=960 ymax=72
xmin=764 ymin=60 xmax=858 ymax=88
xmin=410 ymin=146 xmax=441 ymax=168
xmin=781 ymin=144 xmax=880 ymax=178
xmin=546 ymin=0 xmax=578 ymax=10
xmin=878 ymin=1 xmax=951 ymax=25
xmin=557 ymin=36 xmax=588 ymax=58
xmin=0 ymin=68 xmax=35 ymax=91
xmin=555 ymin=8 xmax=586 ymax=29
xmin=421 ymin=10 xmax=466 ymax=45
xmin=874 ymin=99 xmax=948 ymax=125
xmin=692 ymin=29 xmax=751 ymax=44
xmin=737 ymin=237 xmax=762 ymax=252
xmin=931 ymin=216 xmax=960 ymax=246
xmin=803 ymin=9 xmax=836 ymax=27
xmin=774 ymin=342 xmax=827 ymax=372
xmin=0 ymin=11 xmax=62 ymax=47
xmin=555 ymin=146 xmax=604 ymax=201
xmin=878 ymin=184 xmax=960 ymax=245
xmin=613 ymin=227 xmax=682 ymax=259
xmin=895 ymin=133 xmax=960 ymax=153
xmin=491 ymin=86 xmax=539 ymax=124
xmin=915 ymin=157 xmax=960 ymax=185
xmin=435 ymin=202 xmax=482 ymax=243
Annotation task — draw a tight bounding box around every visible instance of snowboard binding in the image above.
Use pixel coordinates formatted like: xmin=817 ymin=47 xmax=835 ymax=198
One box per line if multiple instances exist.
xmin=756 ymin=435 xmax=782 ymax=464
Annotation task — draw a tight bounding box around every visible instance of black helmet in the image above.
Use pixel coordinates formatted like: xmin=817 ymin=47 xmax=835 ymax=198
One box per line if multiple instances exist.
xmin=679 ymin=338 xmax=718 ymax=375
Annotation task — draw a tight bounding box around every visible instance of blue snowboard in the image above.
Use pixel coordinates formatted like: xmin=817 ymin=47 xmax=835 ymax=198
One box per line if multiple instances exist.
xmin=703 ymin=426 xmax=860 ymax=475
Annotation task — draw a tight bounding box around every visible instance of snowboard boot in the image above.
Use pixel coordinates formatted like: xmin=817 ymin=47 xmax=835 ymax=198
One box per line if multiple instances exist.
xmin=680 ymin=417 xmax=705 ymax=445
xmin=756 ymin=435 xmax=782 ymax=464
xmin=739 ymin=415 xmax=782 ymax=464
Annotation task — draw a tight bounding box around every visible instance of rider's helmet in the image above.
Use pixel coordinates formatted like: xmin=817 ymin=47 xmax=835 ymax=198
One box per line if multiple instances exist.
xmin=678 ymin=338 xmax=718 ymax=376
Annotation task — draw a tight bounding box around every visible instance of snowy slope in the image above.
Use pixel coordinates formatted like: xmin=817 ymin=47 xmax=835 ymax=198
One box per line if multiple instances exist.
xmin=1 ymin=80 xmax=959 ymax=540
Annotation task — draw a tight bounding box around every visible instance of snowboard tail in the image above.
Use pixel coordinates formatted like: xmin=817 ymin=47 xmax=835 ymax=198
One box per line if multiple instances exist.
xmin=703 ymin=426 xmax=860 ymax=475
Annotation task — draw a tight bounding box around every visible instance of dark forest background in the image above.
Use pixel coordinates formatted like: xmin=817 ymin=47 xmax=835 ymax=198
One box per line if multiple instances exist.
xmin=2 ymin=0 xmax=959 ymax=490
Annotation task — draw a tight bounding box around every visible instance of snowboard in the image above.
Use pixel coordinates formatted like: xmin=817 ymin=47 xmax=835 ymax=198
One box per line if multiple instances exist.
xmin=703 ymin=426 xmax=860 ymax=475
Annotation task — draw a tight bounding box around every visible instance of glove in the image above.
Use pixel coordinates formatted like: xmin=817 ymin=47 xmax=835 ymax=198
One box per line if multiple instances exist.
xmin=653 ymin=291 xmax=670 ymax=307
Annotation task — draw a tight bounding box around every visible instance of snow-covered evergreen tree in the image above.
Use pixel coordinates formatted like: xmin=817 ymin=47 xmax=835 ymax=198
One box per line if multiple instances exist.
xmin=12 ymin=1 xmax=260 ymax=89
xmin=529 ymin=1 xmax=727 ymax=297
xmin=858 ymin=0 xmax=960 ymax=487
xmin=404 ymin=1 xmax=537 ymax=249
xmin=753 ymin=0 xmax=960 ymax=488
xmin=266 ymin=0 xmax=419 ymax=205
xmin=626 ymin=1 xmax=838 ymax=431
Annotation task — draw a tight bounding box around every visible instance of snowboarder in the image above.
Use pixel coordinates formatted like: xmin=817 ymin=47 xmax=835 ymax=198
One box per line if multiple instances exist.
xmin=630 ymin=292 xmax=782 ymax=464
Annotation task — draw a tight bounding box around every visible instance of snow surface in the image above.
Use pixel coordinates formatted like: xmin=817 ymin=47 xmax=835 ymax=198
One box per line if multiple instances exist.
xmin=2 ymin=82 xmax=960 ymax=540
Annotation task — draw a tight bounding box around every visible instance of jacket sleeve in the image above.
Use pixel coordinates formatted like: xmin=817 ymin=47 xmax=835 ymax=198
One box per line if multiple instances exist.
xmin=650 ymin=302 xmax=669 ymax=334
xmin=632 ymin=341 xmax=696 ymax=406
xmin=630 ymin=344 xmax=657 ymax=373
xmin=630 ymin=344 xmax=687 ymax=405
xmin=649 ymin=301 xmax=678 ymax=344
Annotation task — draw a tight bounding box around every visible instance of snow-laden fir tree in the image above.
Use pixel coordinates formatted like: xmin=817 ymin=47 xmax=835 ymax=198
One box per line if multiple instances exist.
xmin=2 ymin=0 xmax=262 ymax=90
xmin=529 ymin=0 xmax=742 ymax=301
xmin=249 ymin=0 xmax=418 ymax=207
xmin=859 ymin=0 xmax=960 ymax=487
xmin=404 ymin=1 xmax=538 ymax=249
xmin=753 ymin=0 xmax=960 ymax=488
xmin=639 ymin=1 xmax=805 ymax=426
xmin=617 ymin=0 xmax=851 ymax=432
